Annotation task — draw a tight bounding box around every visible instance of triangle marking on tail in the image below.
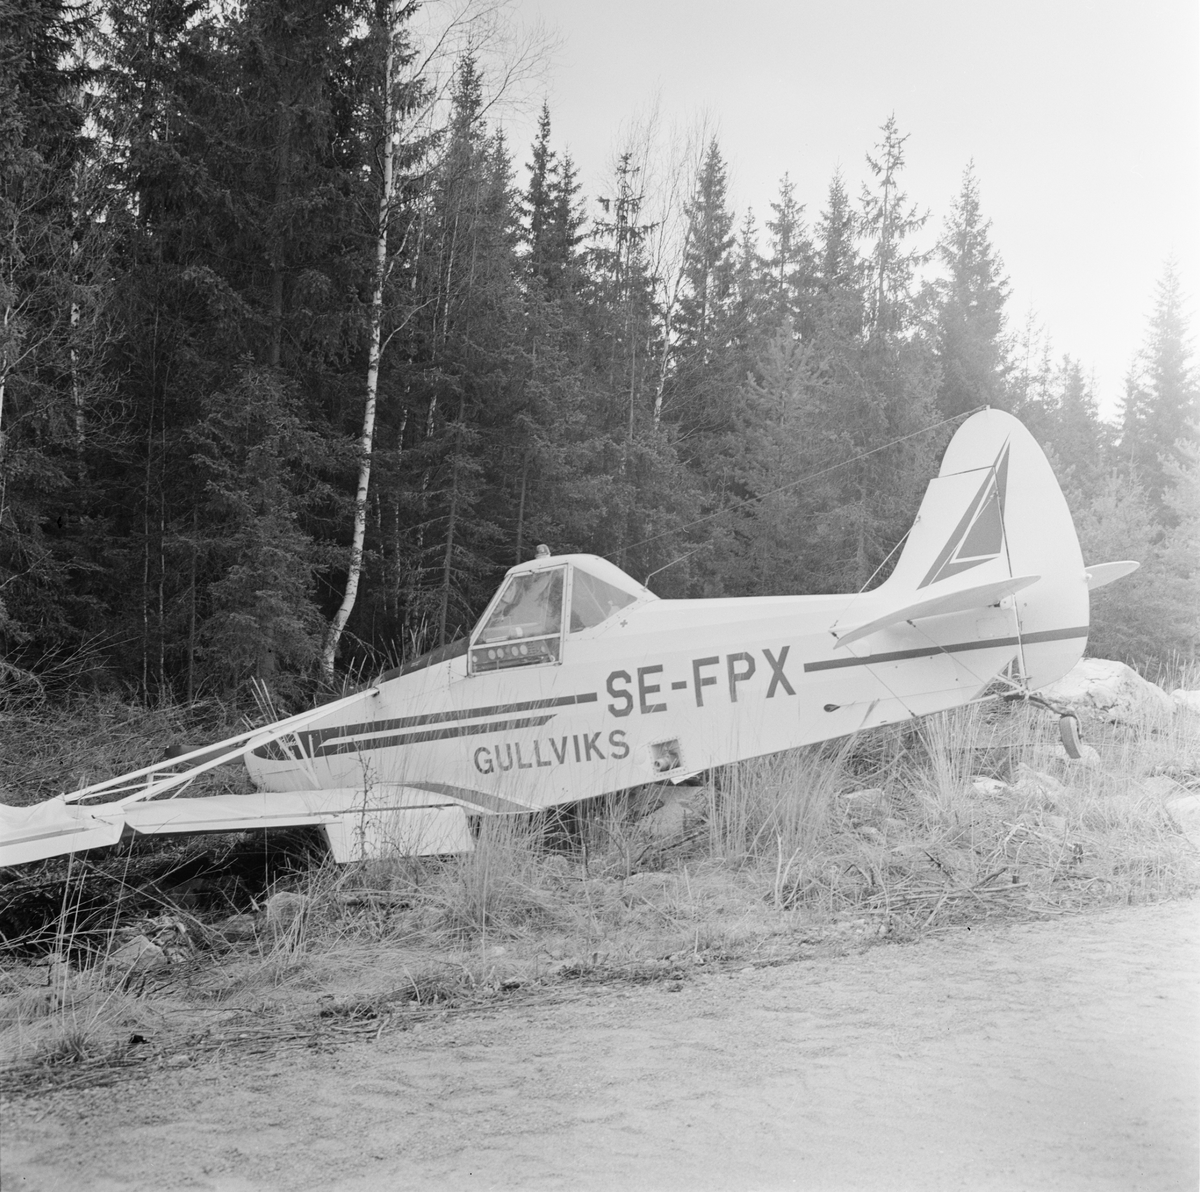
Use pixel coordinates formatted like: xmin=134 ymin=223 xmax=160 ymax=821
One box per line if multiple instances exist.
xmin=918 ymin=441 xmax=1011 ymax=589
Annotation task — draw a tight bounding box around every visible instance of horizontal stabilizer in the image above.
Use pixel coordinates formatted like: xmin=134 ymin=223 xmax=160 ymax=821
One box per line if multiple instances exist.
xmin=1085 ymin=560 xmax=1139 ymax=590
xmin=834 ymin=574 xmax=1040 ymax=648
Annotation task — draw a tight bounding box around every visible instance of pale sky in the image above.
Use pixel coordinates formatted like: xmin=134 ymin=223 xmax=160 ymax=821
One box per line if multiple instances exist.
xmin=496 ymin=0 xmax=1200 ymax=420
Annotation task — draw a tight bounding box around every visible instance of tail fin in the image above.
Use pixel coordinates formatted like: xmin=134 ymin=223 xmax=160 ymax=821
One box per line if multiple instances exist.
xmin=882 ymin=409 xmax=1089 ymax=691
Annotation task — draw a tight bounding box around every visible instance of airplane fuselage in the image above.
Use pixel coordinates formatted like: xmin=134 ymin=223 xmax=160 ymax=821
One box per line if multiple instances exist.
xmin=246 ymin=586 xmax=1040 ymax=814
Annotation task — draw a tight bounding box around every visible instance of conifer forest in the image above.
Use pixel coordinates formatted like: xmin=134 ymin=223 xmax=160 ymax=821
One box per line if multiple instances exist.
xmin=3 ymin=0 xmax=1198 ymax=711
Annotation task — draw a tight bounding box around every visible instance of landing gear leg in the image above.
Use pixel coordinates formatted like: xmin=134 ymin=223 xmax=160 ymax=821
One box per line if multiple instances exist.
xmin=1003 ymin=689 xmax=1085 ymax=759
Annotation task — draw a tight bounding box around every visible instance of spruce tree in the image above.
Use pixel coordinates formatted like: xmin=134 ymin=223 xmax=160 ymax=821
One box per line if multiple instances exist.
xmin=859 ymin=115 xmax=928 ymax=341
xmin=524 ymin=101 xmax=556 ymax=287
xmin=1120 ymin=261 xmax=1199 ymax=511
xmin=764 ymin=173 xmax=813 ymax=332
xmin=1044 ymin=358 xmax=1107 ymax=495
xmin=841 ymin=119 xmax=938 ymax=587
xmin=814 ymin=171 xmax=861 ymax=336
xmin=934 ymin=164 xmax=1010 ymax=417
xmin=0 ymin=0 xmax=106 ymax=665
xmin=675 ymin=139 xmax=736 ymax=363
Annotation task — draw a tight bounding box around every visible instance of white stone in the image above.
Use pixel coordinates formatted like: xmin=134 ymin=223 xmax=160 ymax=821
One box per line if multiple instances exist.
xmin=839 ymin=787 xmax=886 ymax=804
xmin=1054 ymin=742 xmax=1101 ymax=767
xmin=1166 ymin=795 xmax=1200 ymax=851
xmin=219 ymin=914 xmax=258 ymax=941
xmin=970 ymin=777 xmax=1009 ymax=796
xmin=639 ymin=798 xmax=688 ymax=838
xmin=108 ymin=935 xmax=168 ymax=972
xmin=637 ymin=787 xmax=704 ymax=837
xmin=263 ymin=891 xmax=308 ymax=928
xmin=1171 ymin=689 xmax=1200 ymax=716
xmin=1039 ymin=658 xmax=1175 ymax=723
xmin=1014 ymin=763 xmax=1066 ymax=796
xmin=1140 ymin=774 xmax=1188 ymax=800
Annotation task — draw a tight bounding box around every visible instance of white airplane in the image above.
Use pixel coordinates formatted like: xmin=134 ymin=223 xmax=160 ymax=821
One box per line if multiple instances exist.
xmin=0 ymin=409 xmax=1137 ymax=867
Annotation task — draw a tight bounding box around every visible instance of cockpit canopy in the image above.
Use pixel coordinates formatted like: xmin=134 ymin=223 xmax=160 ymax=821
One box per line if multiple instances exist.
xmin=470 ymin=555 xmax=649 ymax=672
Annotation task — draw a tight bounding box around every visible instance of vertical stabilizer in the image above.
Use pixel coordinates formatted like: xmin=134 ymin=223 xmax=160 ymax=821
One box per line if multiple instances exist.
xmin=884 ymin=409 xmax=1088 ymax=690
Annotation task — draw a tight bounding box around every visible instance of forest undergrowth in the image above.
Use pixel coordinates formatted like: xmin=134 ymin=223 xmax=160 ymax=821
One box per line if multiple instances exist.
xmin=2 ymin=686 xmax=1199 ymax=1092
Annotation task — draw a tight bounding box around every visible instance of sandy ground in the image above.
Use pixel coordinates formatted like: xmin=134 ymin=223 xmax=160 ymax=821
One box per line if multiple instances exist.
xmin=2 ymin=900 xmax=1197 ymax=1192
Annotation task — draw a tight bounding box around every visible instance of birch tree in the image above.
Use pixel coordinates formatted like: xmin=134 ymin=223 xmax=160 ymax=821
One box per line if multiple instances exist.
xmin=321 ymin=2 xmax=412 ymax=681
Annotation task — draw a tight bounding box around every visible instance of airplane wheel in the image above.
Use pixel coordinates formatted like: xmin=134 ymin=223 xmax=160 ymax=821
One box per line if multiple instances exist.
xmin=1059 ymin=713 xmax=1083 ymax=759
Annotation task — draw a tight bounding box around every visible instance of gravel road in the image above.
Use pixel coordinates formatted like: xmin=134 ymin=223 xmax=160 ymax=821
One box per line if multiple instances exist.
xmin=3 ymin=898 xmax=1197 ymax=1192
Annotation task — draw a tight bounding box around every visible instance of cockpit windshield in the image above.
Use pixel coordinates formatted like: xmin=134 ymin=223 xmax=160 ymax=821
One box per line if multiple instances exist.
xmin=471 ymin=567 xmax=564 ymax=671
xmin=478 ymin=568 xmax=563 ymax=642
xmin=469 ymin=557 xmax=647 ymax=673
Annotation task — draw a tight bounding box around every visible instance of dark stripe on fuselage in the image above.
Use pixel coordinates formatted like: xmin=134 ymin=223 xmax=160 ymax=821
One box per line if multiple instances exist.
xmin=802 ymin=625 xmax=1088 ymax=673
xmin=406 ymin=782 xmax=533 ymax=815
xmin=311 ymin=715 xmax=557 ymax=758
xmin=251 ymin=692 xmax=596 ymax=760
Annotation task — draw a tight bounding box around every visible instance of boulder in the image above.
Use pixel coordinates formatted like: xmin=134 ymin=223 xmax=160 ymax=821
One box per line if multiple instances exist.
xmin=218 ymin=914 xmax=258 ymax=942
xmin=1166 ymin=794 xmax=1200 ymax=851
xmin=1013 ymin=763 xmax=1066 ymax=805
xmin=640 ymin=801 xmax=687 ymax=837
xmin=1172 ymin=689 xmax=1200 ymax=716
xmin=970 ymin=777 xmax=1008 ymax=796
xmin=1140 ymin=774 xmax=1188 ymax=800
xmin=634 ymin=785 xmax=707 ymax=838
xmin=1054 ymin=741 xmax=1101 ymax=767
xmin=108 ymin=935 xmax=168 ymax=972
xmin=263 ymin=891 xmax=308 ymax=929
xmin=838 ymin=788 xmax=887 ymax=820
xmin=1039 ymin=658 xmax=1175 ymax=723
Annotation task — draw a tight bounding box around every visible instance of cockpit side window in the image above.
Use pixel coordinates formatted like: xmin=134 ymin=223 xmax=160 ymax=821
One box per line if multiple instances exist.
xmin=471 ymin=567 xmax=564 ymax=671
xmin=569 ymin=569 xmax=638 ymax=631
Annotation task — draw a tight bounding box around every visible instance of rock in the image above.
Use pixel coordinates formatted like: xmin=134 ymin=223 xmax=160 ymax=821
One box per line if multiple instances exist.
xmin=637 ymin=787 xmax=704 ymax=838
xmin=1171 ymin=689 xmax=1200 ymax=716
xmin=838 ymin=788 xmax=886 ymax=820
xmin=108 ymin=935 xmax=168 ymax=972
xmin=1165 ymin=795 xmax=1200 ymax=851
xmin=1014 ymin=763 xmax=1066 ymax=799
xmin=1140 ymin=774 xmax=1188 ymax=800
xmin=1039 ymin=658 xmax=1175 ymax=724
xmin=263 ymin=891 xmax=307 ymax=928
xmin=971 ymin=777 xmax=1009 ymax=796
xmin=624 ymin=871 xmax=665 ymax=887
xmin=161 ymin=877 xmax=215 ymax=908
xmin=840 ymin=787 xmax=885 ymax=806
xmin=640 ymin=798 xmax=687 ymax=838
xmin=1055 ymin=741 xmax=1101 ymax=767
xmin=218 ymin=914 xmax=258 ymax=942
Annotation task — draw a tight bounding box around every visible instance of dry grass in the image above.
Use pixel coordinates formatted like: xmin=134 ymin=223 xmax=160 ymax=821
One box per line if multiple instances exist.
xmin=2 ymin=681 xmax=1198 ymax=1086
xmin=0 ymin=691 xmax=250 ymax=808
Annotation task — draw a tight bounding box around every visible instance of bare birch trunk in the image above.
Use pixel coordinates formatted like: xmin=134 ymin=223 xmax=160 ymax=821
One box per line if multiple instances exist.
xmin=438 ymin=422 xmax=461 ymax=647
xmin=321 ymin=5 xmax=399 ymax=681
